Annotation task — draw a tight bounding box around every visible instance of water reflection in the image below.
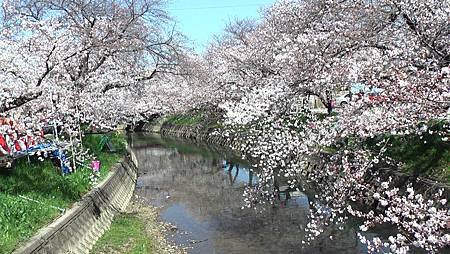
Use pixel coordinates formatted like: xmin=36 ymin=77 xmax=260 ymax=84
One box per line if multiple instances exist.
xmin=222 ymin=161 xmax=256 ymax=186
xmin=131 ymin=133 xmax=370 ymax=254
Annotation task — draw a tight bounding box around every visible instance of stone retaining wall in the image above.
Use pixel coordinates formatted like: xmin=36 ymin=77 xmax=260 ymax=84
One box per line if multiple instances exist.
xmin=13 ymin=147 xmax=138 ymax=254
xmin=160 ymin=124 xmax=241 ymax=151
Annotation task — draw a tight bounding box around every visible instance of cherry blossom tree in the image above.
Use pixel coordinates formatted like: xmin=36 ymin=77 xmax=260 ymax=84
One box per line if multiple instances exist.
xmin=0 ymin=0 xmax=187 ymax=123
xmin=205 ymin=0 xmax=449 ymax=253
xmin=0 ymin=0 xmax=219 ymax=173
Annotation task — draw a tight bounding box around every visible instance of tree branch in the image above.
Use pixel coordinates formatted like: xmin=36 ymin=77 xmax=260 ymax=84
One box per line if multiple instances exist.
xmin=0 ymin=91 xmax=43 ymax=113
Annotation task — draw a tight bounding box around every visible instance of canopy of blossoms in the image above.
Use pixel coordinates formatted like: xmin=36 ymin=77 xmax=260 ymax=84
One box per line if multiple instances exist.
xmin=1 ymin=0 xmax=449 ymax=253
xmin=203 ymin=0 xmax=449 ymax=253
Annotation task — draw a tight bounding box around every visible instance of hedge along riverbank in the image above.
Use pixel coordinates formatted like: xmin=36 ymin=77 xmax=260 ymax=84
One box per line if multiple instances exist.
xmin=0 ymin=132 xmax=126 ymax=253
xmin=12 ymin=142 xmax=138 ymax=254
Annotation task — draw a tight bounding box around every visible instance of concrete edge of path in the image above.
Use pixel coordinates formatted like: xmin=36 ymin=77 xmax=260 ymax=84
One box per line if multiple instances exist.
xmin=13 ymin=144 xmax=138 ymax=254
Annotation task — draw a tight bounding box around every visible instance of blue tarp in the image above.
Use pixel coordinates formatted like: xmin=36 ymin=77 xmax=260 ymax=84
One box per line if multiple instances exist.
xmin=13 ymin=142 xmax=56 ymax=158
xmin=350 ymin=83 xmax=384 ymax=94
xmin=350 ymin=83 xmax=368 ymax=93
xmin=51 ymin=149 xmax=71 ymax=174
xmin=13 ymin=142 xmax=72 ymax=174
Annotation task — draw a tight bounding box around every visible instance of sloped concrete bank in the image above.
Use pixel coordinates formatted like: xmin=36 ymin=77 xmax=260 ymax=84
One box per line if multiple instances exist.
xmin=14 ymin=146 xmax=138 ymax=254
xmin=159 ymin=124 xmax=450 ymax=200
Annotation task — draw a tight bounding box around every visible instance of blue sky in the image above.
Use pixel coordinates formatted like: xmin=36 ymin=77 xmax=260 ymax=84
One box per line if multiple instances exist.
xmin=167 ymin=0 xmax=276 ymax=53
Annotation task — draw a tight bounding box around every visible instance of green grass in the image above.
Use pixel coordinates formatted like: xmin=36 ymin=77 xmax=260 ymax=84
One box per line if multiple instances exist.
xmin=0 ymin=159 xmax=92 ymax=253
xmin=164 ymin=107 xmax=224 ymax=130
xmin=91 ymin=214 xmax=154 ymax=254
xmin=81 ymin=132 xmax=126 ymax=175
xmin=0 ymin=132 xmax=126 ymax=253
xmin=316 ymin=111 xmax=338 ymax=120
xmin=0 ymin=191 xmax=60 ymax=252
xmin=365 ymin=124 xmax=450 ymax=183
xmin=386 ymin=134 xmax=449 ymax=182
xmin=165 ymin=114 xmax=202 ymax=126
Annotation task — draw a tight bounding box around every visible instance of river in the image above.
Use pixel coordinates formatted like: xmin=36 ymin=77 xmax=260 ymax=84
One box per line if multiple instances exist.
xmin=130 ymin=133 xmax=401 ymax=254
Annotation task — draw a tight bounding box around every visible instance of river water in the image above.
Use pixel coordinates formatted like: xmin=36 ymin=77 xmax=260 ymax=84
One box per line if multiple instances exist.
xmin=130 ymin=133 xmax=396 ymax=254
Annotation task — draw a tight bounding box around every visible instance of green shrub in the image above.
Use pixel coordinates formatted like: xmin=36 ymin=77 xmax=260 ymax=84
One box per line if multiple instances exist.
xmin=365 ymin=123 xmax=450 ymax=183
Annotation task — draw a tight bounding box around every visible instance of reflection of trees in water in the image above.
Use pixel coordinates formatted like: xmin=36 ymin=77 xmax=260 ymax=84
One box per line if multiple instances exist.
xmin=225 ymin=161 xmax=239 ymax=185
xmin=224 ymin=161 xmax=255 ymax=186
xmin=134 ymin=147 xmax=241 ymax=217
xmin=133 ymin=146 xmax=363 ymax=253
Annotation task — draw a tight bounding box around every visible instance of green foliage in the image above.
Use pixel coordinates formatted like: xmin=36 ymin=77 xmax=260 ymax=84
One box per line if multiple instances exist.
xmin=316 ymin=111 xmax=338 ymax=120
xmin=0 ymin=159 xmax=82 ymax=253
xmin=82 ymin=132 xmax=126 ymax=155
xmin=164 ymin=107 xmax=224 ymax=130
xmin=81 ymin=132 xmax=125 ymax=177
xmin=366 ymin=124 xmax=450 ymax=183
xmin=165 ymin=114 xmax=202 ymax=126
xmin=321 ymin=146 xmax=338 ymax=154
xmin=0 ymin=192 xmax=59 ymax=253
xmin=91 ymin=214 xmax=154 ymax=254
xmin=0 ymin=132 xmax=126 ymax=253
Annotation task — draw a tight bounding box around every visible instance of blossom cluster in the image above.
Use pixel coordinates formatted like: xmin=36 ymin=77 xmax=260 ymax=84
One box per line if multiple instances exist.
xmin=204 ymin=0 xmax=450 ymax=253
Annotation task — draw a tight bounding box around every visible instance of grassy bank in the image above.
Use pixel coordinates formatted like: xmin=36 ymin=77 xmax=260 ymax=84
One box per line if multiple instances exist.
xmin=366 ymin=128 xmax=450 ymax=183
xmin=165 ymin=114 xmax=202 ymax=126
xmin=91 ymin=201 xmax=184 ymax=254
xmin=164 ymin=107 xmax=222 ymax=130
xmin=0 ymin=132 xmax=126 ymax=253
xmin=91 ymin=214 xmax=154 ymax=254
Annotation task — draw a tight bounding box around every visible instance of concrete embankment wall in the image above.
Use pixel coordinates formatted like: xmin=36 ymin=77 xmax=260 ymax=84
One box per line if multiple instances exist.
xmin=159 ymin=124 xmax=241 ymax=151
xmin=14 ymin=146 xmax=138 ymax=254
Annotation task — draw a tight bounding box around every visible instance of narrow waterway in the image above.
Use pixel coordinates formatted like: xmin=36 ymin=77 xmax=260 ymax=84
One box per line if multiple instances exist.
xmin=130 ymin=133 xmax=389 ymax=254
